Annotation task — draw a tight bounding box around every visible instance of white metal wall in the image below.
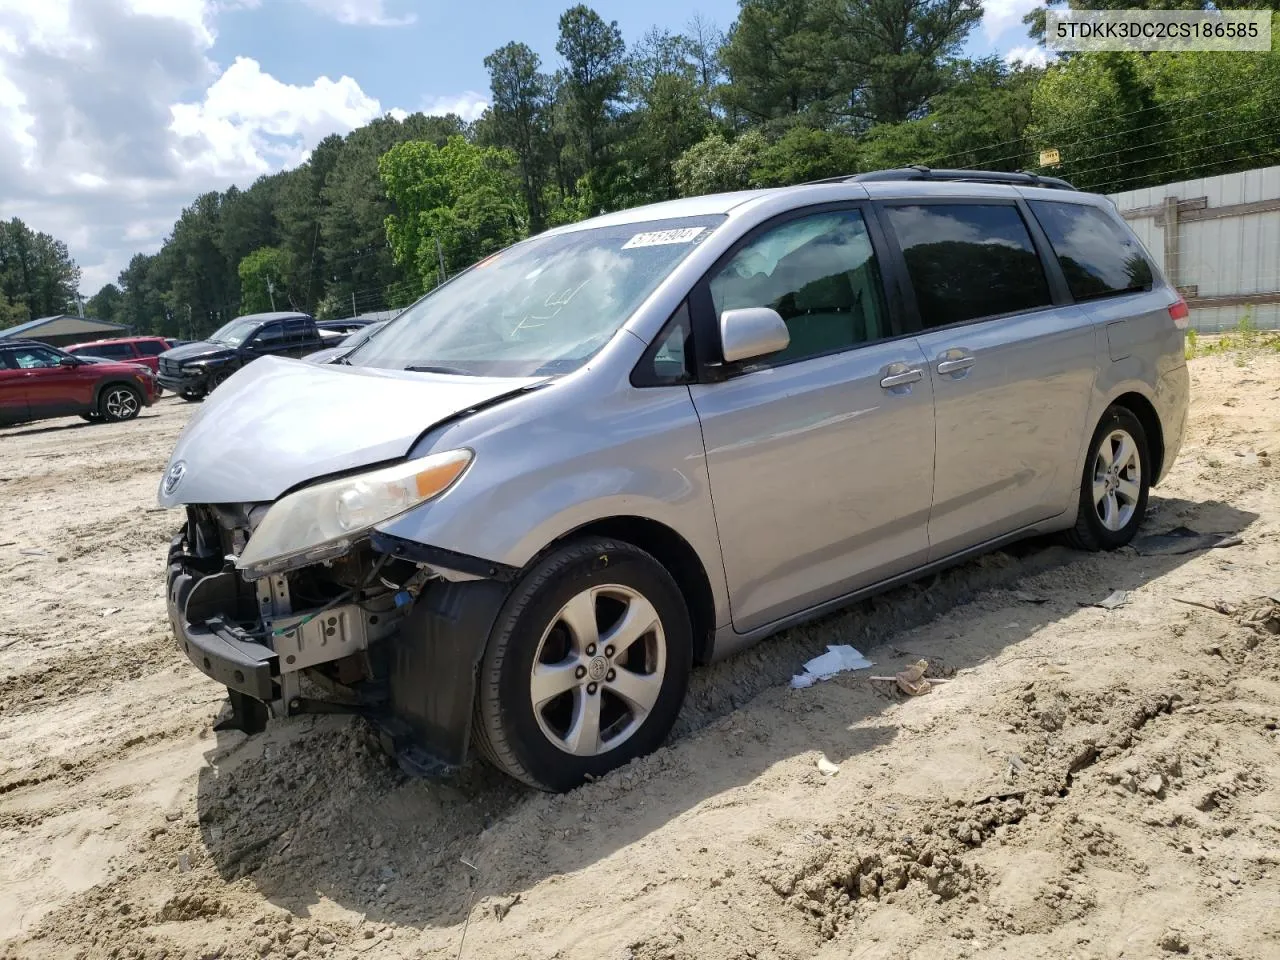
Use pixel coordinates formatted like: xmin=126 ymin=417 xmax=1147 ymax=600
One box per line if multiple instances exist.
xmin=1108 ymin=165 xmax=1280 ymax=332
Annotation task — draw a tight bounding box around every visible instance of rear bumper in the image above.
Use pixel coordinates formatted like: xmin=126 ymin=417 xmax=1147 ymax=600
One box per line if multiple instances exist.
xmin=1154 ymin=362 xmax=1190 ymax=484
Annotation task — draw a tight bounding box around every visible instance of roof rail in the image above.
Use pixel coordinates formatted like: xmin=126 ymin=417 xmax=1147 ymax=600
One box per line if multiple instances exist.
xmin=805 ymin=165 xmax=1077 ymax=192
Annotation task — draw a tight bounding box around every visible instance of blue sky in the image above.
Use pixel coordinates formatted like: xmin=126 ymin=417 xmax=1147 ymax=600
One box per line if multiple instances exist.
xmin=0 ymin=0 xmax=1043 ymax=294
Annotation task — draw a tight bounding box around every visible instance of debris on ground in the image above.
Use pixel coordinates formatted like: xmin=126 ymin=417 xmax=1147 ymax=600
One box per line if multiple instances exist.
xmin=870 ymin=658 xmax=946 ymax=696
xmin=1132 ymin=526 xmax=1243 ymax=556
xmin=790 ymin=644 xmax=873 ymax=688
xmin=816 ymin=755 xmax=840 ymax=777
xmin=1086 ymin=589 xmax=1131 ymax=610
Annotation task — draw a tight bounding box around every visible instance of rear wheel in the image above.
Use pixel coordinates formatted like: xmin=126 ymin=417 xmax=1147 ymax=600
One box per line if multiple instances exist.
xmin=1065 ymin=405 xmax=1150 ymax=551
xmin=98 ymin=384 xmax=142 ymax=423
xmin=79 ymin=411 xmax=102 ymax=423
xmin=473 ymin=537 xmax=693 ymax=791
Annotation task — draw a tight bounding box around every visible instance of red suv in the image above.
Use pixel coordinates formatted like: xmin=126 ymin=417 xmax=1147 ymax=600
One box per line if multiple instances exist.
xmin=65 ymin=336 xmax=176 ymax=394
xmin=0 ymin=339 xmax=158 ymax=427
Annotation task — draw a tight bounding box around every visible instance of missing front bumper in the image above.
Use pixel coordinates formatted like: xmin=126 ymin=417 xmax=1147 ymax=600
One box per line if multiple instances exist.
xmin=165 ymin=532 xmax=512 ymax=775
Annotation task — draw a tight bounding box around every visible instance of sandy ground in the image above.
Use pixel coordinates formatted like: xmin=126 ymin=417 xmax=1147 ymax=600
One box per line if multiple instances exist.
xmin=1 ymin=353 xmax=1278 ymax=960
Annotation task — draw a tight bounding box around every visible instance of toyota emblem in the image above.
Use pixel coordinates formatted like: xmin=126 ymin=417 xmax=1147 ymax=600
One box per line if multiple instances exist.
xmin=162 ymin=460 xmax=187 ymax=496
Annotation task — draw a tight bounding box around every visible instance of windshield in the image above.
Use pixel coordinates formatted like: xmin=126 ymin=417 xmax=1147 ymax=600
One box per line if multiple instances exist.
xmin=348 ymin=215 xmax=723 ymax=377
xmin=208 ymin=317 xmax=260 ymax=346
xmin=343 ymin=321 xmax=387 ymax=347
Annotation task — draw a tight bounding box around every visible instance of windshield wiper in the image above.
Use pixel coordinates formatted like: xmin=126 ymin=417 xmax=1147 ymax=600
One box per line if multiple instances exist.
xmin=404 ymin=364 xmax=474 ymax=376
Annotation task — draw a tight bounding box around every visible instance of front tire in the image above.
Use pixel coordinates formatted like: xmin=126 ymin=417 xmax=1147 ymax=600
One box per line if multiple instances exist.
xmin=473 ymin=537 xmax=693 ymax=791
xmin=180 ymin=391 xmax=204 ymax=403
xmin=1066 ymin=405 xmax=1150 ymax=551
xmin=98 ymin=384 xmax=143 ymax=423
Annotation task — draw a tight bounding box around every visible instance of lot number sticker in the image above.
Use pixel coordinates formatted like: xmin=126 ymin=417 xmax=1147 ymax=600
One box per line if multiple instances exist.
xmin=623 ymin=227 xmax=706 ymax=249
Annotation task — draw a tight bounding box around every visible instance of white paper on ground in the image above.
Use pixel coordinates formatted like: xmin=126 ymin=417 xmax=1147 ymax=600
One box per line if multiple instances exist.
xmin=789 ymin=644 xmax=874 ymax=688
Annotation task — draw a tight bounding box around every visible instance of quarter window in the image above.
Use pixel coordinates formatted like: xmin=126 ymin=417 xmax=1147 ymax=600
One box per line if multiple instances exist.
xmin=885 ymin=204 xmax=1052 ymax=328
xmin=710 ymin=209 xmax=889 ymax=365
xmin=1029 ymin=200 xmax=1154 ymax=301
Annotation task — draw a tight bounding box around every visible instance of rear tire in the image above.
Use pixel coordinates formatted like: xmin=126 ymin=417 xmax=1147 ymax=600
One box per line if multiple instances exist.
xmin=473 ymin=537 xmax=693 ymax=792
xmin=98 ymin=384 xmax=143 ymax=423
xmin=1065 ymin=405 xmax=1150 ymax=551
xmin=79 ymin=412 xmax=102 ymax=423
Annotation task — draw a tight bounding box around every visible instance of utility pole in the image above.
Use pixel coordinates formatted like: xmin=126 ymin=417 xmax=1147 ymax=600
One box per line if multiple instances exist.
xmin=434 ymin=236 xmax=446 ymax=288
xmin=267 ymin=278 xmax=277 ymax=312
xmin=351 ymin=291 xmax=357 ymax=318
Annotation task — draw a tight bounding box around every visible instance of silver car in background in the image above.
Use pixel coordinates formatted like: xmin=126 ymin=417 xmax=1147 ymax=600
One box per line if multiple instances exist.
xmin=159 ymin=168 xmax=1189 ymax=791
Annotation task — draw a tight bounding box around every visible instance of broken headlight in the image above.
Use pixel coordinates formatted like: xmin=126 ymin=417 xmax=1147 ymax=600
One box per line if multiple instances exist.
xmin=235 ymin=449 xmax=472 ymax=579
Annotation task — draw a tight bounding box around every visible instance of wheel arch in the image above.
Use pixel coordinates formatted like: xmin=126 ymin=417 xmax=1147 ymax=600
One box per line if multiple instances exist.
xmin=92 ymin=378 xmax=141 ymax=409
xmin=1109 ymin=390 xmax=1165 ymax=486
xmin=544 ymin=516 xmax=717 ymax=665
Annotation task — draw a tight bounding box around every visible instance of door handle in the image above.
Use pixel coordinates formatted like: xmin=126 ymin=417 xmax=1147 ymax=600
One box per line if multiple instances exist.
xmin=936 ymin=356 xmax=976 ymax=375
xmin=880 ymin=366 xmax=923 ymax=389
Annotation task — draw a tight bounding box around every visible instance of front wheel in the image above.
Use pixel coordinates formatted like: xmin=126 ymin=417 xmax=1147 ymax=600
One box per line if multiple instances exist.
xmin=98 ymin=384 xmax=143 ymax=423
xmin=179 ymin=391 xmax=204 ymax=403
xmin=473 ymin=537 xmax=693 ymax=791
xmin=1065 ymin=405 xmax=1150 ymax=551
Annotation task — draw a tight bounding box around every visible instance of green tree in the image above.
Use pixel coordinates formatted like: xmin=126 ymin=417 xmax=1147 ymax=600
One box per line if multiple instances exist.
xmin=238 ymin=247 xmax=292 ymax=314
xmin=751 ymin=126 xmax=860 ymax=185
xmin=0 ymin=218 xmax=82 ymax=319
xmin=673 ymin=130 xmax=767 ymax=195
xmin=859 ymin=58 xmax=1041 ymax=171
xmin=1027 ymin=53 xmax=1166 ymax=193
xmin=485 ymin=42 xmax=553 ymax=232
xmin=556 ymin=5 xmax=627 ymax=191
xmin=380 ymin=136 xmax=526 ymax=290
xmin=0 ymin=290 xmax=28 ymax=326
xmin=622 ymin=29 xmax=714 ymax=202
xmin=118 ymin=252 xmax=174 ymax=336
xmin=834 ymin=0 xmax=984 ymax=125
xmin=720 ymin=0 xmax=839 ymax=125
xmin=86 ymin=282 xmax=124 ymax=325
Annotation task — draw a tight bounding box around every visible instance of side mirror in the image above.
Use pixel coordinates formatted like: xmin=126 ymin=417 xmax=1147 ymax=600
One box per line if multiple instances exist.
xmin=719 ymin=307 xmax=790 ymax=363
xmin=58 ymin=356 xmax=79 ymax=367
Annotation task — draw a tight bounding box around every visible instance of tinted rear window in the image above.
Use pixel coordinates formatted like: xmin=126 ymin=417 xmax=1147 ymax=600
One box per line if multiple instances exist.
xmin=78 ymin=342 xmax=135 ymax=359
xmin=885 ymin=203 xmax=1052 ymax=328
xmin=136 ymin=341 xmax=166 ymax=356
xmin=1028 ymin=200 xmax=1153 ymax=301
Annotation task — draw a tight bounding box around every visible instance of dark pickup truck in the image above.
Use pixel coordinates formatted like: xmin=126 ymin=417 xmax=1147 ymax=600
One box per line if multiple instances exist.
xmin=157 ymin=312 xmax=325 ymax=401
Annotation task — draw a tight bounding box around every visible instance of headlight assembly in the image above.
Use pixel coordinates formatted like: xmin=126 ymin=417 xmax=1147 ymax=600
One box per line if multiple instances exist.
xmin=235 ymin=449 xmax=472 ymax=578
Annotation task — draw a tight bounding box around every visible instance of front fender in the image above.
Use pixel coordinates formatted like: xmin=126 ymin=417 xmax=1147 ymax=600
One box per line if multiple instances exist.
xmin=373 ymin=370 xmax=730 ymax=629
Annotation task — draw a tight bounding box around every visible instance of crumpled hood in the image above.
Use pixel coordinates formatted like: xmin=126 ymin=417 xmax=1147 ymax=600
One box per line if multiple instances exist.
xmin=161 ymin=341 xmax=236 ymax=364
xmin=158 ymin=356 xmax=547 ymax=506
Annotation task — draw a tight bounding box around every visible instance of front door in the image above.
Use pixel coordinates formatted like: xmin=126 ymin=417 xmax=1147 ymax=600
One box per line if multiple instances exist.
xmin=9 ymin=344 xmax=94 ymax=419
xmin=689 ymin=206 xmax=937 ymax=633
xmin=880 ymin=200 xmax=1097 ymax=558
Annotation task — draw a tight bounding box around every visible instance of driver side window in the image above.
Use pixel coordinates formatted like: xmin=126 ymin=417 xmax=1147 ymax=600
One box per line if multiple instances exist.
xmin=252 ymin=322 xmax=285 ymax=346
xmin=710 ymin=209 xmax=889 ymax=365
xmin=11 ymin=346 xmax=63 ymax=369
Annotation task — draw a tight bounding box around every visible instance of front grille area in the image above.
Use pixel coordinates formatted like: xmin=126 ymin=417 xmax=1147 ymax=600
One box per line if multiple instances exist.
xmin=160 ymin=358 xmax=182 ymax=377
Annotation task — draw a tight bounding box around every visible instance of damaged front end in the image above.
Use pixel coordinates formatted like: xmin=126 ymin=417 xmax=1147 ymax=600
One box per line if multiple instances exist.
xmin=166 ymin=503 xmax=511 ymax=776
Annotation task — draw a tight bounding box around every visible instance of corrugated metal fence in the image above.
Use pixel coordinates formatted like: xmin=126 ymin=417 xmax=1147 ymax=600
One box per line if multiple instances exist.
xmin=1108 ymin=164 xmax=1280 ymax=331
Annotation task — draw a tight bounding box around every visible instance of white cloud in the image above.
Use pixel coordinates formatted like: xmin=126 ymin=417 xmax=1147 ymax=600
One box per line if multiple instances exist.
xmin=982 ymin=0 xmax=1041 ymax=42
xmin=0 ymin=0 xmax=404 ymax=293
xmin=1004 ymin=44 xmax=1053 ymax=69
xmin=171 ymin=56 xmax=385 ymax=178
xmin=423 ymin=90 xmax=489 ymax=122
xmin=302 ymin=0 xmax=415 ymax=26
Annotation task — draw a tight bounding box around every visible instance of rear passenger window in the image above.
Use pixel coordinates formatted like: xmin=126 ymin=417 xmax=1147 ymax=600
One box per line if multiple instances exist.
xmin=82 ymin=342 xmax=134 ymax=360
xmin=1028 ymin=201 xmax=1153 ymax=301
xmin=136 ymin=341 xmax=166 ymax=356
xmin=885 ymin=204 xmax=1052 ymax=328
xmin=710 ymin=209 xmax=889 ymax=365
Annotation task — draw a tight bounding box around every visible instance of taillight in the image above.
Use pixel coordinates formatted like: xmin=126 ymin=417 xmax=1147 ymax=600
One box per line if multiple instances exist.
xmin=1168 ymin=298 xmax=1190 ymax=329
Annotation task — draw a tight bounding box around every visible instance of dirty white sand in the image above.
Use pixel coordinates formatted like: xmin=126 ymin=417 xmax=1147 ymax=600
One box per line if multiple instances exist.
xmin=1 ymin=353 xmax=1278 ymax=960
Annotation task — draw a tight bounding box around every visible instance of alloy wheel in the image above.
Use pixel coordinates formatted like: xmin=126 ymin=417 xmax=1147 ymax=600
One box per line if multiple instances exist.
xmin=1092 ymin=428 xmax=1142 ymax=531
xmin=104 ymin=388 xmax=140 ymax=420
xmin=529 ymin=583 xmax=667 ymax=757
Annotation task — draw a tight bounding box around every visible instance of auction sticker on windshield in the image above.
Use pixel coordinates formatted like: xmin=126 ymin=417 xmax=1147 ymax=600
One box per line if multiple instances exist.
xmin=623 ymin=227 xmax=706 ymax=249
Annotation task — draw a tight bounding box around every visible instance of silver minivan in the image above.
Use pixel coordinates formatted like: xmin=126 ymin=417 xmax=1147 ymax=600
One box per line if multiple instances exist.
xmin=159 ymin=168 xmax=1190 ymax=791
